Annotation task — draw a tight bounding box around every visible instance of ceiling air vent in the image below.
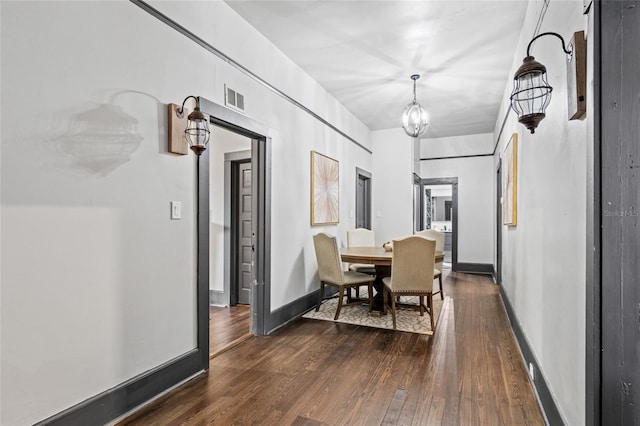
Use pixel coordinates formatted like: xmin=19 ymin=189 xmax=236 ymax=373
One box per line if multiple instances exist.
xmin=225 ymin=84 xmax=245 ymax=113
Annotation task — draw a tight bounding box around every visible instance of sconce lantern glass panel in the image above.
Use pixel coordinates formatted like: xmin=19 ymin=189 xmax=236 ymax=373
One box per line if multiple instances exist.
xmin=185 ymin=109 xmax=210 ymax=155
xmin=402 ymin=101 xmax=429 ymax=138
xmin=510 ymin=56 xmax=553 ymax=134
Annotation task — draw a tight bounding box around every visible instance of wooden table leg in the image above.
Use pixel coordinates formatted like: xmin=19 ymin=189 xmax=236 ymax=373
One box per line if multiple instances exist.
xmin=372 ymin=265 xmax=391 ymax=313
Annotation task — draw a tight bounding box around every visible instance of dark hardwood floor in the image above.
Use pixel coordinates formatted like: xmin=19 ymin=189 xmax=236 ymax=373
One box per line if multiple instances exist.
xmin=122 ymin=272 xmax=543 ymax=425
xmin=209 ymin=305 xmax=251 ymax=357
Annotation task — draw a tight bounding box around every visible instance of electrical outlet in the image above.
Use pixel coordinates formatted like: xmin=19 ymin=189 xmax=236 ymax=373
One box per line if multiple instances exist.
xmin=171 ymin=201 xmax=182 ymax=220
xmin=528 ymin=363 xmax=535 ymax=381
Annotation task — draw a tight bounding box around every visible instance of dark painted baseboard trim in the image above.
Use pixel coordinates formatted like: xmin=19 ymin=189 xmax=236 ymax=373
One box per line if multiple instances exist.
xmin=36 ymin=350 xmax=204 ymax=426
xmin=266 ymin=289 xmax=321 ymax=334
xmin=499 ymin=286 xmax=564 ymax=426
xmin=455 ymin=262 xmax=494 ymax=275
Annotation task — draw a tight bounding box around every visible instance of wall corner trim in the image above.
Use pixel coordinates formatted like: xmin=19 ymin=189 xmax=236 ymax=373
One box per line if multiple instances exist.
xmin=267 ymin=290 xmax=321 ymax=334
xmin=455 ymin=262 xmax=494 ymax=275
xmin=34 ymin=350 xmax=205 ymax=425
xmin=499 ymin=285 xmax=565 ymax=426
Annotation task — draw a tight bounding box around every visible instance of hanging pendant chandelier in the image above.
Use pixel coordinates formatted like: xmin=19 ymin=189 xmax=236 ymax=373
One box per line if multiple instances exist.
xmin=402 ymin=74 xmax=429 ymax=137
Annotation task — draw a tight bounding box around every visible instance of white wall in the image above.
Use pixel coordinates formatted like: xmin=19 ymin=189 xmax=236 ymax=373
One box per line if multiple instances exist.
xmin=371 ymin=128 xmax=414 ymax=245
xmin=493 ymin=1 xmax=590 ymax=424
xmin=0 ymin=1 xmax=371 ymax=424
xmin=420 ymin=156 xmax=495 ymax=264
xmin=421 ymin=132 xmax=494 ymax=158
xmin=145 ymin=1 xmax=373 ymax=311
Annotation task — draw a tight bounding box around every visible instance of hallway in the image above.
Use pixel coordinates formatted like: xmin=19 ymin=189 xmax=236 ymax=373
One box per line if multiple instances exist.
xmin=121 ymin=272 xmax=543 ymax=425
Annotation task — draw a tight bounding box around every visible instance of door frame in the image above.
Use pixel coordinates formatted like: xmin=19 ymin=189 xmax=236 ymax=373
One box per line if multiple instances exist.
xmin=355 ymin=167 xmax=372 ymax=229
xmin=198 ymin=97 xmax=271 ymax=342
xmin=496 ymin=159 xmax=502 ymax=285
xmin=419 ymin=177 xmax=459 ymax=271
xmin=225 ymin=151 xmax=252 ymax=306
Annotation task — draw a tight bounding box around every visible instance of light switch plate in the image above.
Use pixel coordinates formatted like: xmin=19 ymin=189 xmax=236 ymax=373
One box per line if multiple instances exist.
xmin=171 ymin=201 xmax=182 ymax=220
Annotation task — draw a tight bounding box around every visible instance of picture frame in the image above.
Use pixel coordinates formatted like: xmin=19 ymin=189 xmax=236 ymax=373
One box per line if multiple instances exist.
xmin=502 ymin=133 xmax=518 ymax=226
xmin=311 ymin=150 xmax=339 ymax=225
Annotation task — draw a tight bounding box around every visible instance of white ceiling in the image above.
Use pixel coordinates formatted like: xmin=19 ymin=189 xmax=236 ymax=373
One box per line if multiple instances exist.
xmin=225 ymin=0 xmax=529 ymax=138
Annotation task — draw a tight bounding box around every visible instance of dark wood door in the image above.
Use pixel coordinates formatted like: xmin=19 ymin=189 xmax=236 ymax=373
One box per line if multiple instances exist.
xmin=235 ymin=161 xmax=252 ymax=305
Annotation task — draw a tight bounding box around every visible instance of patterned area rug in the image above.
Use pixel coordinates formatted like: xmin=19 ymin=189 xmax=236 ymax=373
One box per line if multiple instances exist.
xmin=303 ymin=288 xmax=450 ymax=335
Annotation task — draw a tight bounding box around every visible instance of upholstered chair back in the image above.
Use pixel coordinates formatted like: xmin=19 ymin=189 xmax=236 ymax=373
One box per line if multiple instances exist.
xmin=417 ymin=229 xmax=445 ymax=271
xmin=416 ymin=229 xmax=445 ymax=251
xmin=313 ymin=233 xmax=344 ymax=285
xmin=389 ymin=236 xmax=435 ymax=293
xmin=347 ymin=228 xmax=375 ymax=247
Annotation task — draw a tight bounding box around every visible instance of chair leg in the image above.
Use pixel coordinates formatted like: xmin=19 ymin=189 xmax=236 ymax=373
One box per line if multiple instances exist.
xmin=316 ymin=281 xmax=325 ymax=312
xmin=368 ymin=282 xmax=374 ymax=312
xmin=419 ymin=295 xmax=424 ymax=316
xmin=428 ymin=293 xmax=435 ymax=330
xmin=391 ymin=294 xmax=397 ymax=330
xmin=335 ymin=287 xmax=345 ymax=320
xmin=383 ymin=287 xmax=388 ymax=315
xmin=439 ymin=274 xmax=444 ymax=300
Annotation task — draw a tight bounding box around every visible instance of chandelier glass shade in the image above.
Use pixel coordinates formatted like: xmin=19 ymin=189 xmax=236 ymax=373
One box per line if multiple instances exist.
xmin=402 ymin=74 xmax=429 ymax=137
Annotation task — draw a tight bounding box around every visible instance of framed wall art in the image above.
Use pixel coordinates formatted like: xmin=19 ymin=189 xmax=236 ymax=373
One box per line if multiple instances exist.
xmin=311 ymin=151 xmax=339 ymax=225
xmin=502 ymin=133 xmax=518 ymax=226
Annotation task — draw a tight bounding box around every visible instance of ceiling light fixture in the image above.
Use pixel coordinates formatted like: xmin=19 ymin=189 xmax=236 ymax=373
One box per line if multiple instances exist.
xmin=510 ymin=32 xmax=576 ymax=134
xmin=402 ymin=74 xmax=429 ymax=138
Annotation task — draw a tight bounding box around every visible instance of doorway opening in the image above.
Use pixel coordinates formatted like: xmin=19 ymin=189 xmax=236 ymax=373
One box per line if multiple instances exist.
xmin=196 ymin=97 xmax=272 ymax=364
xmin=419 ymin=177 xmax=459 ymax=270
xmin=355 ymin=167 xmax=372 ymax=229
xmin=208 ymin=127 xmax=253 ymax=357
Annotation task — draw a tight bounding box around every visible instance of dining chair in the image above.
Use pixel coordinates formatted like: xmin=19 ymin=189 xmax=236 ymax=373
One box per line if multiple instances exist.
xmin=416 ymin=229 xmax=445 ymax=300
xmin=313 ymin=233 xmax=375 ymax=320
xmin=346 ymin=228 xmax=377 ymax=275
xmin=382 ymin=236 xmax=437 ymax=330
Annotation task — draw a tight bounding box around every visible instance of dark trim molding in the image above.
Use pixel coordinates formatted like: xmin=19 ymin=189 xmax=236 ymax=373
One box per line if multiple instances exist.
xmin=420 ymin=177 xmax=459 ymax=270
xmin=420 ymin=152 xmax=494 ymax=161
xmin=267 ymin=290 xmax=322 ymax=334
xmin=35 ymin=350 xmax=204 ymax=426
xmin=196 ymin=97 xmax=272 ymax=337
xmin=455 ymin=263 xmax=494 ymax=275
xmin=495 ymin=159 xmax=503 ymax=285
xmin=129 ymin=0 xmax=371 ymax=155
xmin=197 ymin=148 xmax=210 ymax=370
xmin=499 ymin=286 xmax=565 ymax=426
xmin=585 ymin=1 xmax=601 ymax=425
xmin=599 ymin=2 xmax=640 ymax=423
xmin=355 ymin=167 xmax=372 ymax=229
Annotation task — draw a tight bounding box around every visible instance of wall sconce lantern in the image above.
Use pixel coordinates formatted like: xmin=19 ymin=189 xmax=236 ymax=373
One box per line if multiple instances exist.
xmin=402 ymin=74 xmax=429 ymax=138
xmin=510 ymin=31 xmax=586 ymax=134
xmin=168 ymin=96 xmax=210 ymax=156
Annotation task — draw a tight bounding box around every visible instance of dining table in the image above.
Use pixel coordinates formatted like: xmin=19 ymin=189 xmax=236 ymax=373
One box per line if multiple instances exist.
xmin=341 ymin=246 xmax=444 ymax=312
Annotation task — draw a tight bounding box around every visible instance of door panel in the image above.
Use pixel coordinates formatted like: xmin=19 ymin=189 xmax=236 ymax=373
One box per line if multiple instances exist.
xmin=236 ymin=162 xmax=252 ymax=304
xmin=356 ymin=178 xmax=365 ymax=228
